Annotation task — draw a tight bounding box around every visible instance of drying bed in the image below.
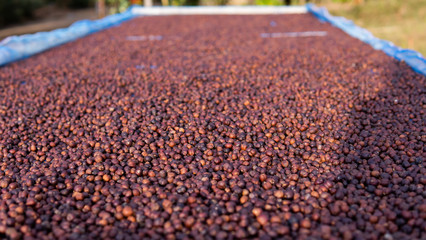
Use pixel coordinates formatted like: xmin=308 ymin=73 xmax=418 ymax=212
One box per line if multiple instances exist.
xmin=0 ymin=14 xmax=425 ymax=240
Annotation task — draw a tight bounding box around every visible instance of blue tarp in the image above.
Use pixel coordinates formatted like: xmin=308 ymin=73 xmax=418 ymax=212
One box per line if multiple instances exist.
xmin=307 ymin=4 xmax=426 ymax=76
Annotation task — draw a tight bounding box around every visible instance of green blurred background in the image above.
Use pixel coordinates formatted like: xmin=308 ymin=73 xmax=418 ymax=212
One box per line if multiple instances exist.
xmin=0 ymin=0 xmax=425 ymax=55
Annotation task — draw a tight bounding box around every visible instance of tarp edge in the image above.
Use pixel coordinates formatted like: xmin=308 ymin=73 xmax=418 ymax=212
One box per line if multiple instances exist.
xmin=306 ymin=3 xmax=426 ymax=76
xmin=130 ymin=5 xmax=307 ymax=15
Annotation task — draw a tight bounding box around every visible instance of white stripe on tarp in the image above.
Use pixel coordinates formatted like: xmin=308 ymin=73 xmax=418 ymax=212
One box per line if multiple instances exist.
xmin=126 ymin=35 xmax=163 ymax=41
xmin=130 ymin=6 xmax=307 ymax=15
xmin=261 ymin=31 xmax=327 ymax=38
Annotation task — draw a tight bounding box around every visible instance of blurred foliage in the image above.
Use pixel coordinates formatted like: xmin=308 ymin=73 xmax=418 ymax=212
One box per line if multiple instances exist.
xmin=183 ymin=0 xmax=200 ymax=6
xmin=327 ymin=0 xmax=426 ymax=55
xmin=255 ymin=0 xmax=282 ymax=6
xmin=107 ymin=0 xmax=129 ymax=13
xmin=69 ymin=0 xmax=94 ymax=8
xmin=0 ymin=0 xmax=97 ymax=27
xmin=0 ymin=0 xmax=44 ymax=27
